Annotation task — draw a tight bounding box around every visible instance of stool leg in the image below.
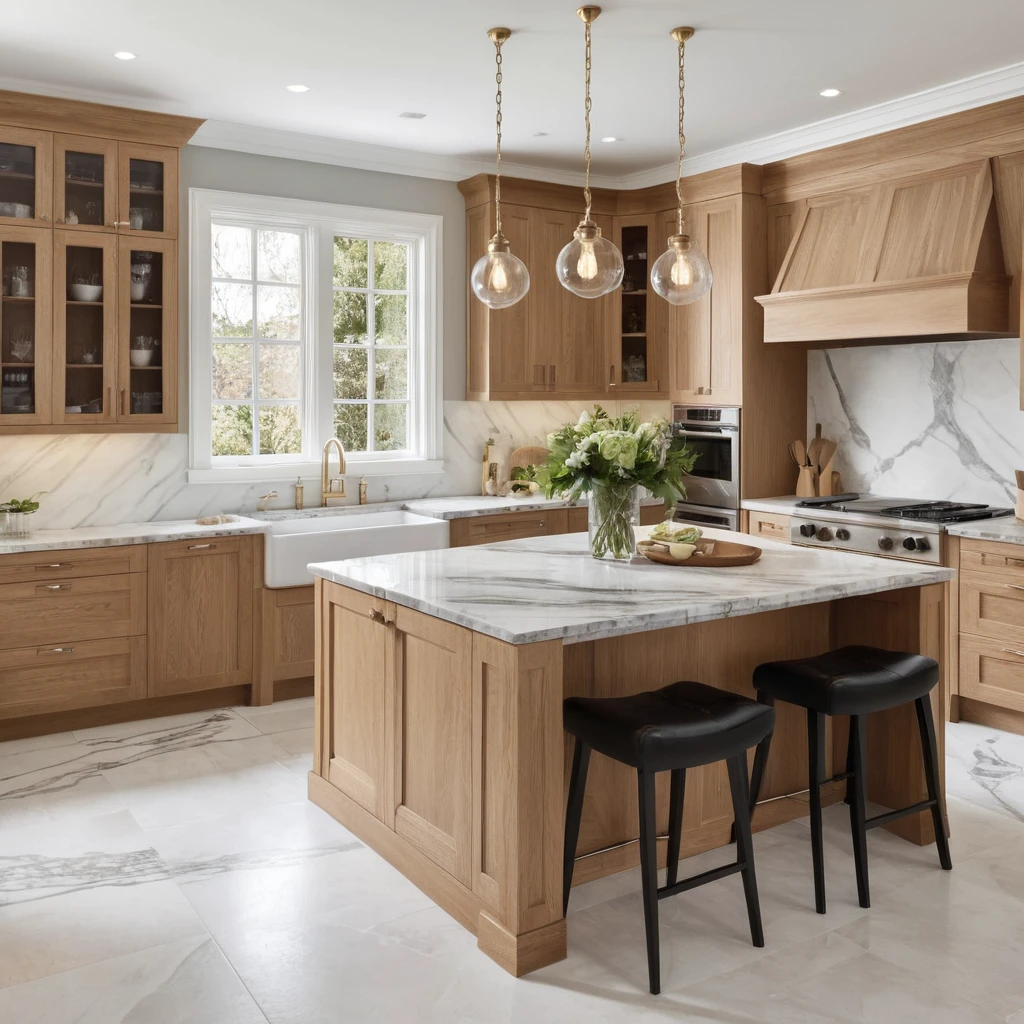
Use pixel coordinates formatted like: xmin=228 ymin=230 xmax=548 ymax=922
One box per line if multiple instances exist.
xmin=665 ymin=768 xmax=686 ymax=887
xmin=637 ymin=769 xmax=661 ymax=995
xmin=807 ymin=709 xmax=827 ymax=914
xmin=844 ymin=718 xmax=856 ymax=807
xmin=563 ymin=740 xmax=591 ymax=915
xmin=747 ymin=693 xmax=775 ymax=823
xmin=727 ymin=754 xmax=765 ymax=948
xmin=848 ymin=714 xmax=871 ymax=909
xmin=916 ymin=695 xmax=953 ymax=871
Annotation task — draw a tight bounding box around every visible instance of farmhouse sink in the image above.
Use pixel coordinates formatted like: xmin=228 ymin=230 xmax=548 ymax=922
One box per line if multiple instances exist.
xmin=264 ymin=510 xmax=449 ymax=588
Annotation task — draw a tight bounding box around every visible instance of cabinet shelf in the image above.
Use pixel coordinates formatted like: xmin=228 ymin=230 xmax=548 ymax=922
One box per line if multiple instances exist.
xmin=2 ymin=361 xmax=35 ymax=367
xmin=2 ymin=295 xmax=35 ymax=303
xmin=66 ymin=300 xmax=103 ymax=306
xmin=130 ymin=303 xmax=162 ymax=309
xmin=0 ymin=171 xmax=34 ymax=182
xmin=622 ymin=289 xmax=647 ymax=296
xmin=129 ymin=364 xmax=163 ymax=370
xmin=64 ymin=363 xmax=103 ymax=369
xmin=65 ymin=178 xmax=104 ymax=189
xmin=621 ymin=332 xmax=647 ymax=338
xmin=129 ymin=187 xmax=164 ymax=196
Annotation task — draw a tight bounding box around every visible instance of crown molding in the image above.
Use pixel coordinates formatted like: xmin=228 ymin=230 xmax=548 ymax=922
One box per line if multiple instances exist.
xmin=3 ymin=59 xmax=1023 ymax=190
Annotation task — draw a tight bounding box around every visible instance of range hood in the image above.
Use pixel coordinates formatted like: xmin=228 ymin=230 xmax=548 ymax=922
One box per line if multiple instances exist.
xmin=757 ymin=160 xmax=1013 ymax=344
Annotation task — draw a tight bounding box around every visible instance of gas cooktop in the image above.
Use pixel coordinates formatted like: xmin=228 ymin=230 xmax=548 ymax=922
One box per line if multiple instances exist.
xmin=797 ymin=496 xmax=1015 ymax=524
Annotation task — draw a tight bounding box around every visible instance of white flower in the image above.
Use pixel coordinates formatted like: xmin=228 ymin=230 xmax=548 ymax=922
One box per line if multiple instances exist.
xmin=577 ymin=409 xmax=593 ymax=428
xmin=565 ymin=449 xmax=589 ymax=470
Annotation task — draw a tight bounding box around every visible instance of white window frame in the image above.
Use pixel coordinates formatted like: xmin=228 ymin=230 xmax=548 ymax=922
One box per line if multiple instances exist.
xmin=188 ymin=188 xmax=443 ymax=483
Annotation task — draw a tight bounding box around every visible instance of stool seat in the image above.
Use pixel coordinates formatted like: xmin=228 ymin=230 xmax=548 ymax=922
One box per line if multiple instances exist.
xmin=564 ymin=680 xmax=775 ymax=771
xmin=753 ymin=645 xmax=939 ymax=716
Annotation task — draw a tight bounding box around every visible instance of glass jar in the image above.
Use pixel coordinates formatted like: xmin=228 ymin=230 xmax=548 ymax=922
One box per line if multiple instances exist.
xmin=587 ymin=482 xmax=640 ymax=560
xmin=2 ymin=511 xmax=34 ymax=538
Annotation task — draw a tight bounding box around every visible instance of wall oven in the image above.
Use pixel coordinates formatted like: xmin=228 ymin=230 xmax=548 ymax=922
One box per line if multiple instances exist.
xmin=671 ymin=406 xmax=740 ymax=530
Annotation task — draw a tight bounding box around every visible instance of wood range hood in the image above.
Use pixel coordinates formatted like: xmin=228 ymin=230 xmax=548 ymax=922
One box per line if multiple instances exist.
xmin=756 ymin=159 xmax=1014 ymax=344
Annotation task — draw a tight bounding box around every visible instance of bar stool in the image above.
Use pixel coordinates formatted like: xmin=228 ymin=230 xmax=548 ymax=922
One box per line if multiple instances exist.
xmin=562 ymin=680 xmax=776 ymax=995
xmin=748 ymin=645 xmax=952 ymax=915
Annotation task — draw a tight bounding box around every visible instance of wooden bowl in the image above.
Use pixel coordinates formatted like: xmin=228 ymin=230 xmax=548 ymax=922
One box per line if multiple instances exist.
xmin=637 ymin=538 xmax=762 ymax=568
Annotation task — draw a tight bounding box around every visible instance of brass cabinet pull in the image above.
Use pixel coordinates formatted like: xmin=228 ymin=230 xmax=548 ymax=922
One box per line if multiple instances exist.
xmin=120 ymin=388 xmax=128 ymax=415
xmin=609 ymin=364 xmax=616 ymax=386
xmin=41 ymin=646 xmax=75 ymax=655
xmin=37 ymin=583 xmax=71 ymax=592
xmin=106 ymin=386 xmax=112 ymax=413
xmin=34 ymin=563 xmax=71 ymax=570
xmin=369 ymin=608 xmax=387 ymax=624
xmin=1005 ymin=584 xmax=1024 ymax=592
xmin=187 ymin=543 xmax=216 ymax=550
xmin=1001 ymin=648 xmax=1024 ymax=659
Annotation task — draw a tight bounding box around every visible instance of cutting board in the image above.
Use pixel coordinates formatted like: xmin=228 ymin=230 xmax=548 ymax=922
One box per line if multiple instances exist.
xmin=509 ymin=446 xmax=550 ymax=473
xmin=637 ymin=538 xmax=762 ymax=568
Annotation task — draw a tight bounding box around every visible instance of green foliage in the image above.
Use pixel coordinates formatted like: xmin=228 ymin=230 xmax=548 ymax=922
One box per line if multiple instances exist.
xmin=1 ymin=494 xmax=44 ymax=514
xmin=535 ymin=406 xmax=697 ymax=506
xmin=509 ymin=464 xmax=537 ymax=482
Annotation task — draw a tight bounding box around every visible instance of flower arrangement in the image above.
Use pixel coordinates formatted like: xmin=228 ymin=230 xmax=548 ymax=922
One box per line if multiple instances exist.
xmin=536 ymin=407 xmax=697 ymax=559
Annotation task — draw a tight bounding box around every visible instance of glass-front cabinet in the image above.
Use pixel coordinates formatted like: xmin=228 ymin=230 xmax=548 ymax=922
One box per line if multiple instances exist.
xmin=118 ymin=143 xmax=177 ymax=239
xmin=53 ymin=231 xmax=117 ymax=423
xmin=0 ymin=128 xmax=52 ymax=227
xmin=118 ymin=236 xmax=176 ymax=423
xmin=0 ymin=225 xmax=52 ymax=424
xmin=54 ymin=135 xmax=117 ymax=232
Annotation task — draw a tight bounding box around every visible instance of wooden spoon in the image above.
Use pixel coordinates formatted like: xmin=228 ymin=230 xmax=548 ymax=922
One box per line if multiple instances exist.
xmin=816 ymin=439 xmax=837 ymax=474
xmin=793 ymin=439 xmax=809 ymax=467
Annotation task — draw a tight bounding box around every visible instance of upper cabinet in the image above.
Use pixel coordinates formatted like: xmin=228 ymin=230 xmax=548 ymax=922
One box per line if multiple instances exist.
xmin=0 ymin=90 xmax=201 ymax=434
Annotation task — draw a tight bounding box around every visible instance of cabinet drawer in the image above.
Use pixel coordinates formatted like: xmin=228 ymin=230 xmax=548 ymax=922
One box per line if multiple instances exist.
xmin=0 ymin=637 xmax=146 ymax=719
xmin=747 ymin=511 xmax=791 ymax=543
xmin=0 ymin=572 xmax=146 ymax=649
xmin=450 ymin=509 xmax=567 ymax=547
xmin=961 ymin=570 xmax=1024 ymax=646
xmin=567 ymin=507 xmax=588 ymax=533
xmin=960 ymin=634 xmax=1024 ymax=714
xmin=960 ymin=540 xmax=1024 ymax=579
xmin=0 ymin=545 xmax=146 ymax=585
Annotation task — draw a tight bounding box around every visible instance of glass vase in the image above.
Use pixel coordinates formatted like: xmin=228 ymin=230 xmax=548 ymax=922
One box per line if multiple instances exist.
xmin=588 ymin=483 xmax=640 ymax=561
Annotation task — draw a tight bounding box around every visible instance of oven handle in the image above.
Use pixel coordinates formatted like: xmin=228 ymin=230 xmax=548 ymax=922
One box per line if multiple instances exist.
xmin=674 ymin=426 xmax=739 ymax=437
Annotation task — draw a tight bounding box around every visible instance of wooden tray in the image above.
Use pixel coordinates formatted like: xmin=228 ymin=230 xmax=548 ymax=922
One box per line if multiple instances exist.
xmin=637 ymin=538 xmax=762 ymax=568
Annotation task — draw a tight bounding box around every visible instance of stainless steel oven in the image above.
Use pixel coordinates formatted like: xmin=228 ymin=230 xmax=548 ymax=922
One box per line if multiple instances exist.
xmin=673 ymin=502 xmax=739 ymax=532
xmin=671 ymin=406 xmax=740 ymax=512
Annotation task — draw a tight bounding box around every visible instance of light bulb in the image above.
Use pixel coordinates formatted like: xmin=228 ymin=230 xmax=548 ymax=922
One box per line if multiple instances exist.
xmin=555 ymin=222 xmax=623 ymax=299
xmin=651 ymin=234 xmax=712 ymax=305
xmin=470 ymin=235 xmax=530 ymax=309
xmin=577 ymin=241 xmax=598 ymax=281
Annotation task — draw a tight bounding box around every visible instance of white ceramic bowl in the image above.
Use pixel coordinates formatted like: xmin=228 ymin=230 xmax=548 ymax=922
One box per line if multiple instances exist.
xmin=130 ymin=281 xmax=146 ymax=302
xmin=69 ymin=283 xmax=103 ymax=302
xmin=129 ymin=348 xmax=153 ymax=367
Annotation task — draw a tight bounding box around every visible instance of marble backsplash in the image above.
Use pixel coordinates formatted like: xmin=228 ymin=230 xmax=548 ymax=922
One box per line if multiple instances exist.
xmin=808 ymin=338 xmax=1023 ymax=506
xmin=0 ymin=400 xmax=670 ymax=529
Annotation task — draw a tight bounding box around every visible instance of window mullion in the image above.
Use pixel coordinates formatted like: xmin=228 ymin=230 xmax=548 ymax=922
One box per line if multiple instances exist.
xmin=366 ymin=239 xmax=376 ymax=454
xmin=250 ymin=228 xmax=260 ymax=457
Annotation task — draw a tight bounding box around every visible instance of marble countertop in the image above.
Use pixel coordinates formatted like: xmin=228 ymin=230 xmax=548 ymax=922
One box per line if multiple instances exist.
xmin=0 ymin=516 xmax=267 ymax=555
xmin=404 ymin=494 xmax=663 ymax=520
xmin=309 ymin=526 xmax=954 ymax=646
xmin=947 ymin=517 xmax=1024 ymax=546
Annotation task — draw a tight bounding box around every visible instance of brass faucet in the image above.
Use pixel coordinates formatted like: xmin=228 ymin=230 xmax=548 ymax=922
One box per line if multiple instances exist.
xmin=321 ymin=438 xmax=347 ymax=506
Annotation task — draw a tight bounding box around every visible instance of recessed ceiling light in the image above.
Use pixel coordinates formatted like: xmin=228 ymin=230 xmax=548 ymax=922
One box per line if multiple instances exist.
xmin=113 ymin=51 xmax=137 ymax=60
xmin=819 ymin=88 xmax=841 ymax=98
xmin=399 ymin=111 xmax=427 ymax=119
xmin=286 ymin=84 xmax=310 ymax=93
xmin=601 ymin=136 xmax=622 ymax=143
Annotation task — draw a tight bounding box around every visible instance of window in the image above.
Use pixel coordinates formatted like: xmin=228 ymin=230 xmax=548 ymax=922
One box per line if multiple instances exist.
xmin=189 ymin=189 xmax=443 ymax=482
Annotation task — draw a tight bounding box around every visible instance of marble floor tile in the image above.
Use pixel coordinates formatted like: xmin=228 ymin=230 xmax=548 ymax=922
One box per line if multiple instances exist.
xmin=0 ymin=878 xmax=208 ymax=990
xmin=0 ymin=731 xmax=78 ymax=757
xmin=946 ymin=720 xmax=1024 ymax=825
xmin=268 ymin=726 xmax=314 ymax=777
xmin=233 ymin=697 xmax=314 ymax=735
xmin=0 ymin=936 xmax=268 ymax=1024
xmin=72 ymin=707 xmax=262 ymax=747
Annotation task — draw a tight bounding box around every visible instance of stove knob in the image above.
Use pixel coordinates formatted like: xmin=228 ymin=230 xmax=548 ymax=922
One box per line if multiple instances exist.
xmin=878 ymin=536 xmax=895 ymax=552
xmin=903 ymin=536 xmax=930 ymax=552
xmin=799 ymin=524 xmax=817 ymax=538
xmin=902 ymin=537 xmax=917 ymax=551
xmin=817 ymin=527 xmax=834 ymax=542
xmin=836 ymin=529 xmax=851 ymax=541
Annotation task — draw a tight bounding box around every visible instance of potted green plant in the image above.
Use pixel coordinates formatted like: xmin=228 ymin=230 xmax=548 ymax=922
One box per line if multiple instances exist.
xmin=536 ymin=407 xmax=696 ymax=560
xmin=1 ymin=494 xmax=43 ymax=538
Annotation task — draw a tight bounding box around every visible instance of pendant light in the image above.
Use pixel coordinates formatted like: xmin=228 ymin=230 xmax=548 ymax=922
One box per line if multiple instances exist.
xmin=470 ymin=27 xmax=530 ymax=309
xmin=650 ymin=27 xmax=713 ymax=305
xmin=555 ymin=6 xmax=623 ymax=299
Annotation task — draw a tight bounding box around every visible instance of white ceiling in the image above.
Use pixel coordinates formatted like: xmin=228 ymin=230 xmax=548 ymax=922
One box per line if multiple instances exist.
xmin=4 ymin=0 xmax=1024 ymax=184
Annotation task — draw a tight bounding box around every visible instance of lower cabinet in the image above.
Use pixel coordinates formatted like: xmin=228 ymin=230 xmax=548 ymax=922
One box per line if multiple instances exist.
xmin=743 ymin=510 xmax=792 ymax=543
xmin=147 ymin=537 xmax=254 ymax=697
xmin=256 ymin=585 xmax=315 ymax=703
xmin=449 ymin=508 xmax=568 ymax=547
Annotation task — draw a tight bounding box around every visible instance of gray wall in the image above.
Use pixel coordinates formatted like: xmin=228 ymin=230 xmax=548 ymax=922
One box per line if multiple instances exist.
xmin=176 ymin=145 xmax=467 ymax=418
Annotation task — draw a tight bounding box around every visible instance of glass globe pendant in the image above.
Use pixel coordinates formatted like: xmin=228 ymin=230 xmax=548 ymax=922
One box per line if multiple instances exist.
xmin=556 ymin=6 xmax=624 ymax=300
xmin=651 ymin=27 xmax=713 ymax=306
xmin=471 ymin=27 xmax=530 ymax=310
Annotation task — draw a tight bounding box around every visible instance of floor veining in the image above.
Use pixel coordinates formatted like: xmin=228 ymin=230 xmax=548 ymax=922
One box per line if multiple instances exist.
xmin=1 ymin=701 xmax=1023 ymax=1022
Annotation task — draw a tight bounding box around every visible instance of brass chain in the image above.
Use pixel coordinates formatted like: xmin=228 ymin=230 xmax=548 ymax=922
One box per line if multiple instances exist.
xmin=494 ymin=35 xmax=504 ymax=236
xmin=583 ymin=18 xmax=593 ymax=221
xmin=675 ymin=35 xmax=686 ymax=236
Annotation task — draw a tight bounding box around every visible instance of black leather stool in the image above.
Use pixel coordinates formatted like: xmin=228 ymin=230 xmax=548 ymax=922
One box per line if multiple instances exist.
xmin=562 ymin=681 xmax=776 ymax=995
xmin=748 ymin=645 xmax=952 ymax=915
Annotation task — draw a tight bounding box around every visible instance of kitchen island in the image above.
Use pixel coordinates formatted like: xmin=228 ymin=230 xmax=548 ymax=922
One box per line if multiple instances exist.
xmin=308 ymin=528 xmax=954 ymax=976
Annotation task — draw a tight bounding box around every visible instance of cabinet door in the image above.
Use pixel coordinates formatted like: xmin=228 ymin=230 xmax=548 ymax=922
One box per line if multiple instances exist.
xmin=117 ymin=235 xmax=177 ymax=425
xmin=147 ymin=538 xmax=254 ymax=696
xmin=663 ymin=207 xmax=710 ymax=401
xmin=53 ymin=230 xmax=118 ymax=424
xmin=117 ymin=143 xmax=178 ymax=238
xmin=392 ymin=605 xmax=474 ymax=885
xmin=528 ymin=207 xmax=609 ymax=395
xmin=0 ymin=225 xmax=52 ymax=427
xmin=0 ymin=128 xmax=52 ymax=227
xmin=54 ymin=135 xmax=118 ymax=233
